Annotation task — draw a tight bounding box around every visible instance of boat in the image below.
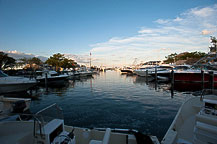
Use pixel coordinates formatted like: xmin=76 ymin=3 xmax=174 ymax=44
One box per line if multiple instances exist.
xmin=0 ymin=103 xmax=160 ymax=144
xmin=0 ymin=96 xmax=31 ymax=120
xmin=78 ymin=67 xmax=93 ymax=77
xmin=36 ymin=70 xmax=68 ymax=85
xmin=120 ymin=67 xmax=133 ymax=74
xmin=0 ymin=70 xmax=37 ymax=94
xmin=171 ymin=37 xmax=217 ymax=84
xmin=161 ymin=89 xmax=217 ymax=144
xmin=134 ymin=65 xmax=172 ymax=78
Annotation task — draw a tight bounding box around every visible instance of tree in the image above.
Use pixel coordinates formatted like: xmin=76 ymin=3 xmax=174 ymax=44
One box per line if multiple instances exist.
xmin=18 ymin=57 xmax=43 ymax=70
xmin=0 ymin=52 xmax=16 ymax=70
xmin=164 ymin=51 xmax=207 ymax=64
xmin=164 ymin=53 xmax=177 ymax=64
xmin=45 ymin=53 xmax=77 ymax=71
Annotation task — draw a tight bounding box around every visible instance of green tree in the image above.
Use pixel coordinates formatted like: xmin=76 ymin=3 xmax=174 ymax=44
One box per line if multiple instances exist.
xmin=164 ymin=51 xmax=207 ymax=64
xmin=164 ymin=53 xmax=177 ymax=64
xmin=18 ymin=57 xmax=43 ymax=70
xmin=46 ymin=53 xmax=77 ymax=71
xmin=0 ymin=52 xmax=16 ymax=70
xmin=45 ymin=53 xmax=64 ymax=71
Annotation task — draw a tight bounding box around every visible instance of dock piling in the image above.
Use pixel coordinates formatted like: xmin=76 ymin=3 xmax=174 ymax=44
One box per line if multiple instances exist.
xmin=201 ymin=70 xmax=204 ymax=90
xmin=146 ymin=70 xmax=148 ymax=82
xmin=171 ymin=69 xmax=174 ymax=97
xmin=209 ymin=71 xmax=214 ymax=91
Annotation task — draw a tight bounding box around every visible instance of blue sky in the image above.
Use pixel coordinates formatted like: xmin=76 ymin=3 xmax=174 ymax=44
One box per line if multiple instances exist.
xmin=0 ymin=0 xmax=217 ymax=66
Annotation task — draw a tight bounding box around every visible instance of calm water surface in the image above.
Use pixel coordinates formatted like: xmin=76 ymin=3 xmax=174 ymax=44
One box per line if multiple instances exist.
xmin=29 ymin=71 xmax=191 ymax=140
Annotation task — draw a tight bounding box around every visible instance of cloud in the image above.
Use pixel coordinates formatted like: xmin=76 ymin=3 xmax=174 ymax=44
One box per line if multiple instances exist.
xmin=90 ymin=4 xmax=217 ymax=67
xmin=4 ymin=50 xmax=48 ymax=62
xmin=3 ymin=50 xmax=93 ymax=66
xmin=201 ymin=29 xmax=214 ymax=35
xmin=155 ymin=19 xmax=169 ymax=24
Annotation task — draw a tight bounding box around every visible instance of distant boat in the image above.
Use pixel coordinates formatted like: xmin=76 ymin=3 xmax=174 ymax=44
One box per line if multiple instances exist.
xmin=120 ymin=67 xmax=133 ymax=74
xmin=77 ymin=67 xmax=93 ymax=77
xmin=0 ymin=70 xmax=37 ymax=94
xmin=36 ymin=70 xmax=68 ymax=85
xmin=162 ymin=90 xmax=217 ymax=144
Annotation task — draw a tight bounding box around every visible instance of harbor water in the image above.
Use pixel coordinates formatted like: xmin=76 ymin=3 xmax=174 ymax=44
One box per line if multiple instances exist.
xmin=24 ymin=71 xmax=189 ymax=140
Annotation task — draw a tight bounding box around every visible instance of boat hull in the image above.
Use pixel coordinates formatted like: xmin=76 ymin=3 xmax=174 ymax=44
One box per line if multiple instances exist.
xmin=36 ymin=76 xmax=68 ymax=85
xmin=121 ymin=70 xmax=133 ymax=74
xmin=0 ymin=82 xmax=36 ymax=94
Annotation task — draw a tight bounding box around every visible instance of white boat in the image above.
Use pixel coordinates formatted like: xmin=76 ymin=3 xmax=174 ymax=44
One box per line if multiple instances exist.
xmin=0 ymin=96 xmax=31 ymax=120
xmin=0 ymin=103 xmax=160 ymax=144
xmin=78 ymin=67 xmax=93 ymax=77
xmin=134 ymin=65 xmax=172 ymax=77
xmin=36 ymin=70 xmax=68 ymax=85
xmin=0 ymin=70 xmax=37 ymax=94
xmin=162 ymin=90 xmax=217 ymax=144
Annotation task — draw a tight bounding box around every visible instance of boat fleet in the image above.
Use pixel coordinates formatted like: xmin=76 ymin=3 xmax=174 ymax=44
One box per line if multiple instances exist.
xmin=0 ymin=67 xmax=96 ymax=94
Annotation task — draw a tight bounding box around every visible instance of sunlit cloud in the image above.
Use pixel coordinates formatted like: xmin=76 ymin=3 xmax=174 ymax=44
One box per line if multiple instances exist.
xmin=3 ymin=50 xmax=48 ymax=62
xmin=90 ymin=4 xmax=217 ymax=67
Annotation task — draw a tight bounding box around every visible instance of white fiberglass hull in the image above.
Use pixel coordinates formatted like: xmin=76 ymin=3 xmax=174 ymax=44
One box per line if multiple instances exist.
xmin=0 ymin=82 xmax=36 ymax=94
xmin=134 ymin=70 xmax=149 ymax=77
xmin=161 ymin=96 xmax=203 ymax=144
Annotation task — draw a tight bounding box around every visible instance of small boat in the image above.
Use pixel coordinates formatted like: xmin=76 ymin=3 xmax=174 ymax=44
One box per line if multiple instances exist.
xmin=36 ymin=70 xmax=68 ymax=85
xmin=78 ymin=67 xmax=93 ymax=77
xmin=0 ymin=96 xmax=31 ymax=120
xmin=120 ymin=67 xmax=133 ymax=74
xmin=0 ymin=103 xmax=160 ymax=144
xmin=0 ymin=70 xmax=37 ymax=94
xmin=162 ymin=89 xmax=217 ymax=144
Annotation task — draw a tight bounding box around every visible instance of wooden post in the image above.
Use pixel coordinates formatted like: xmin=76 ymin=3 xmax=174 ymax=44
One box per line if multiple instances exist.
xmin=201 ymin=70 xmax=204 ymax=90
xmin=171 ymin=69 xmax=174 ymax=97
xmin=209 ymin=71 xmax=214 ymax=91
xmin=146 ymin=70 xmax=148 ymax=82
xmin=45 ymin=73 xmax=48 ymax=87
xmin=155 ymin=66 xmax=157 ymax=81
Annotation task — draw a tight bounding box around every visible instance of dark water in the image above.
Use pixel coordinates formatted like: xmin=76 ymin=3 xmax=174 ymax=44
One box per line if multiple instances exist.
xmin=28 ymin=71 xmax=190 ymax=140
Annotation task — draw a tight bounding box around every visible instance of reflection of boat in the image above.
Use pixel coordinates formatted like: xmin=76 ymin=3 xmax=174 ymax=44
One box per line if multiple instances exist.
xmin=36 ymin=70 xmax=68 ymax=85
xmin=0 ymin=103 xmax=160 ymax=144
xmin=0 ymin=70 xmax=37 ymax=94
xmin=162 ymin=90 xmax=217 ymax=144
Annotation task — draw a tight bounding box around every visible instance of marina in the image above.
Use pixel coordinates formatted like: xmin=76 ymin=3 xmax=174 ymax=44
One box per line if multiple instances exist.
xmin=1 ymin=70 xmax=189 ymax=142
xmin=1 ymin=1 xmax=217 ymax=143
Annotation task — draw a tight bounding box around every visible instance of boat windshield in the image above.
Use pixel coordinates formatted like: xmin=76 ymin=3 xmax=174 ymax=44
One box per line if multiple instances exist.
xmin=0 ymin=70 xmax=8 ymax=77
xmin=35 ymin=103 xmax=64 ymax=123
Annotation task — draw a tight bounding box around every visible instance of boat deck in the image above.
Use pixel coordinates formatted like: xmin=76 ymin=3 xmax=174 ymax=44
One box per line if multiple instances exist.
xmin=177 ymin=115 xmax=195 ymax=143
xmin=0 ymin=121 xmax=33 ymax=144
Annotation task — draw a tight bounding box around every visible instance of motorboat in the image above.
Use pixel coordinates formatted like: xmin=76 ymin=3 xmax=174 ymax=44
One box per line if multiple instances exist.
xmin=0 ymin=96 xmax=31 ymax=120
xmin=78 ymin=67 xmax=93 ymax=77
xmin=161 ymin=89 xmax=217 ymax=144
xmin=36 ymin=70 xmax=68 ymax=85
xmin=0 ymin=70 xmax=37 ymax=94
xmin=134 ymin=67 xmax=154 ymax=77
xmin=120 ymin=67 xmax=133 ymax=74
xmin=0 ymin=103 xmax=160 ymax=144
xmin=134 ymin=65 xmax=172 ymax=77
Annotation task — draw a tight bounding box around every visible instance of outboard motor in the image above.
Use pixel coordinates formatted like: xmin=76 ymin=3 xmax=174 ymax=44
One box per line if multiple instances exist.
xmin=12 ymin=100 xmax=27 ymax=113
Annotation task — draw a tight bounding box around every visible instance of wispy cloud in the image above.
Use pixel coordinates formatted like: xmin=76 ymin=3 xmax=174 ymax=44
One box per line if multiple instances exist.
xmin=90 ymin=4 xmax=217 ymax=67
xmin=4 ymin=50 xmax=48 ymax=62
